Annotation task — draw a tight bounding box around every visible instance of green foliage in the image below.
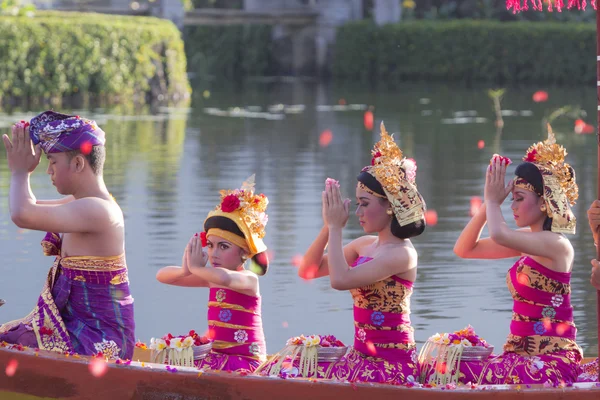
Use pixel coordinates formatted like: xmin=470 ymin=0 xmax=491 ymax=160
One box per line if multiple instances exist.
xmin=545 ymin=105 xmax=586 ymax=126
xmin=333 ymin=20 xmax=595 ymax=85
xmin=0 ymin=11 xmax=190 ymax=107
xmin=184 ymin=24 xmax=273 ymax=80
xmin=487 ymin=88 xmax=505 ymax=101
xmin=0 ymin=0 xmax=35 ymax=17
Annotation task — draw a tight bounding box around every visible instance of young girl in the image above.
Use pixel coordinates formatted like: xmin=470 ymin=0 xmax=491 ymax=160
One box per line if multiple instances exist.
xmin=156 ymin=176 xmax=269 ymax=373
xmin=262 ymin=123 xmax=426 ymax=384
xmin=452 ymin=127 xmax=582 ymax=385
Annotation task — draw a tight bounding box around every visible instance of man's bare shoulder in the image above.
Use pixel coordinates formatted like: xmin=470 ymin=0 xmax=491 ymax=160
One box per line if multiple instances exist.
xmin=14 ymin=195 xmax=123 ymax=234
xmin=69 ymin=197 xmax=124 ymax=226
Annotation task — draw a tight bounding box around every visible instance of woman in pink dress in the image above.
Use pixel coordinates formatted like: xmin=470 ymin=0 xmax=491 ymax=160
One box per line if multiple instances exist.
xmin=156 ymin=176 xmax=269 ymax=373
xmin=453 ymin=127 xmax=582 ymax=385
xmin=293 ymin=122 xmax=426 ymax=384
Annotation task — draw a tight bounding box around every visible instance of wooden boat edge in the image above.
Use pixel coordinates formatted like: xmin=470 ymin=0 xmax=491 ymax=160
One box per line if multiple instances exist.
xmin=0 ymin=346 xmax=599 ymax=400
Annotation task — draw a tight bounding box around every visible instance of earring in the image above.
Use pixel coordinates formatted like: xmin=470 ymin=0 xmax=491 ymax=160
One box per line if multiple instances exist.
xmin=386 ymin=209 xmax=393 ymax=215
xmin=540 ymin=204 xmax=547 ymax=213
xmin=241 ymin=255 xmax=248 ymax=261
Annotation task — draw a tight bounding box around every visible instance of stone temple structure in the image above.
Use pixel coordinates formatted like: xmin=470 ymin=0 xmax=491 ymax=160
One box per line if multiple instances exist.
xmin=32 ymin=0 xmax=403 ymax=76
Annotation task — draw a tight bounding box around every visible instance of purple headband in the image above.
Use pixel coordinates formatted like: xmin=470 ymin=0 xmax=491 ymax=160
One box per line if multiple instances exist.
xmin=29 ymin=110 xmax=106 ymax=154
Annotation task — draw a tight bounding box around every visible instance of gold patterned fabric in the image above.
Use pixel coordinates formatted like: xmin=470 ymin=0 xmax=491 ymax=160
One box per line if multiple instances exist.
xmin=351 ymin=275 xmax=412 ymax=314
xmin=255 ymin=257 xmax=418 ymax=384
xmin=455 ymin=256 xmax=582 ymax=385
xmin=0 ymin=231 xmax=134 ymax=359
xmin=0 ymin=254 xmax=134 ymax=359
xmin=503 ymin=259 xmax=579 ymax=356
xmin=324 ymin=256 xmax=418 ymax=383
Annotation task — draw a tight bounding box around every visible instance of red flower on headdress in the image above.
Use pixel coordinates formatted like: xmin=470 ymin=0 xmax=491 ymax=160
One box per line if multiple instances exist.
xmin=371 ymin=151 xmax=382 ymax=166
xmin=221 ymin=194 xmax=241 ymax=212
xmin=200 ymin=232 xmax=208 ymax=247
xmin=525 ymin=149 xmax=537 ymax=163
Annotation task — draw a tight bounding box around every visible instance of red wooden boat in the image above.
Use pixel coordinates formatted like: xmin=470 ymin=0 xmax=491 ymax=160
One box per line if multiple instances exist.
xmin=0 ymin=344 xmax=598 ymax=400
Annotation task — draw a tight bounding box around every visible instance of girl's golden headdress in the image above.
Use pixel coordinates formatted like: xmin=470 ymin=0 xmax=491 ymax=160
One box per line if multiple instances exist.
xmin=361 ymin=122 xmax=426 ymax=226
xmin=204 ymin=175 xmax=268 ymax=256
xmin=515 ymin=125 xmax=577 ymax=234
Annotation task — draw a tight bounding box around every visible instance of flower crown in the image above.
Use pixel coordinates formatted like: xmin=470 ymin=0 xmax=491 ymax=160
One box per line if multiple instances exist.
xmin=362 ymin=122 xmax=425 ymax=226
xmin=522 ymin=124 xmax=578 ymax=206
xmin=214 ymin=175 xmax=269 ymax=239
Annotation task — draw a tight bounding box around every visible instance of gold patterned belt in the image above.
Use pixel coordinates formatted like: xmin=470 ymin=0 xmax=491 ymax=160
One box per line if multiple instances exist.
xmin=58 ymin=254 xmax=127 ymax=272
xmin=207 ymin=301 xmax=258 ymax=314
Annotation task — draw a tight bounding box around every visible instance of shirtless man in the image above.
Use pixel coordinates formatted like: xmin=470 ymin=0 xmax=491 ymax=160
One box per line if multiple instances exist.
xmin=0 ymin=111 xmax=135 ymax=360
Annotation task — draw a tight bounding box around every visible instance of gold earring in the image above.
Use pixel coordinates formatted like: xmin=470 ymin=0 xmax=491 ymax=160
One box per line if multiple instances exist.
xmin=540 ymin=204 xmax=547 ymax=213
xmin=241 ymin=255 xmax=248 ymax=261
xmin=386 ymin=209 xmax=393 ymax=215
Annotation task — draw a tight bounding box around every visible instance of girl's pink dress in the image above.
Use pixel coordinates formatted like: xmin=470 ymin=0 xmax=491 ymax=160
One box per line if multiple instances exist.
xmin=195 ymin=287 xmax=266 ymax=372
xmin=259 ymin=256 xmax=418 ymax=384
xmin=455 ymin=256 xmax=582 ymax=385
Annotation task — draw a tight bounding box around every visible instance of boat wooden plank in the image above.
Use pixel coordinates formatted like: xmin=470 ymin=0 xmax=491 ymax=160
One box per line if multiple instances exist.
xmin=1 ymin=346 xmax=599 ymax=400
xmin=0 ymin=392 xmax=57 ymax=400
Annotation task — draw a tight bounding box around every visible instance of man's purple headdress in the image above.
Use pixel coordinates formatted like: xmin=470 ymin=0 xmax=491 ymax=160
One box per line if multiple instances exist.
xmin=29 ymin=111 xmax=106 ymax=154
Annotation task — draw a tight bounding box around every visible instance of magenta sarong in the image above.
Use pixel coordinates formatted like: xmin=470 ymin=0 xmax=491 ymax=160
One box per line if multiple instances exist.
xmin=456 ymin=257 xmax=582 ymax=385
xmin=0 ymin=232 xmax=135 ymax=360
xmin=195 ymin=287 xmax=266 ymax=372
xmin=259 ymin=256 xmax=418 ymax=384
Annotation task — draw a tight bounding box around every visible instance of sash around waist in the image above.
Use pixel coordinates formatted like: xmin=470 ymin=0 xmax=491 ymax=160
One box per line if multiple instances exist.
xmin=58 ymin=254 xmax=127 ymax=272
xmin=59 ymin=266 xmax=129 ymax=285
xmin=353 ymin=306 xmax=411 ymax=327
xmin=513 ymin=300 xmax=573 ymax=321
xmin=510 ymin=320 xmax=576 ymax=340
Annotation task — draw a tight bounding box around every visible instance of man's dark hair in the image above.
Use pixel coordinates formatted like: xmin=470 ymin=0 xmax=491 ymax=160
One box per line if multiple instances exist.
xmin=66 ymin=145 xmax=105 ymax=176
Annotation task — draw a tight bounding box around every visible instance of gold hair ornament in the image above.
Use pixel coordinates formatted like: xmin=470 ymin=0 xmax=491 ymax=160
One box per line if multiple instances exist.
xmin=204 ymin=175 xmax=269 ymax=257
xmin=520 ymin=124 xmax=577 ymax=234
xmin=360 ymin=122 xmax=426 ymax=227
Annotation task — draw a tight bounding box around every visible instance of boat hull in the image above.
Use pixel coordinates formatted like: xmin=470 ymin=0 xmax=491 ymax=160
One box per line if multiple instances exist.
xmin=0 ymin=346 xmax=599 ymax=400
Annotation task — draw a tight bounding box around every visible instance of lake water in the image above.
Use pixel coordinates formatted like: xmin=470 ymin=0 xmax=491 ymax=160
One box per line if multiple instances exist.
xmin=0 ymin=81 xmax=598 ymax=357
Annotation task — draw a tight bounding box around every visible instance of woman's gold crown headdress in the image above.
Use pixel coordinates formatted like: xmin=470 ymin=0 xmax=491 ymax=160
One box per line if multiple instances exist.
xmin=522 ymin=125 xmax=578 ymax=206
xmin=361 ymin=122 xmax=425 ymax=226
xmin=516 ymin=124 xmax=577 ymax=234
xmin=204 ymin=175 xmax=268 ymax=256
